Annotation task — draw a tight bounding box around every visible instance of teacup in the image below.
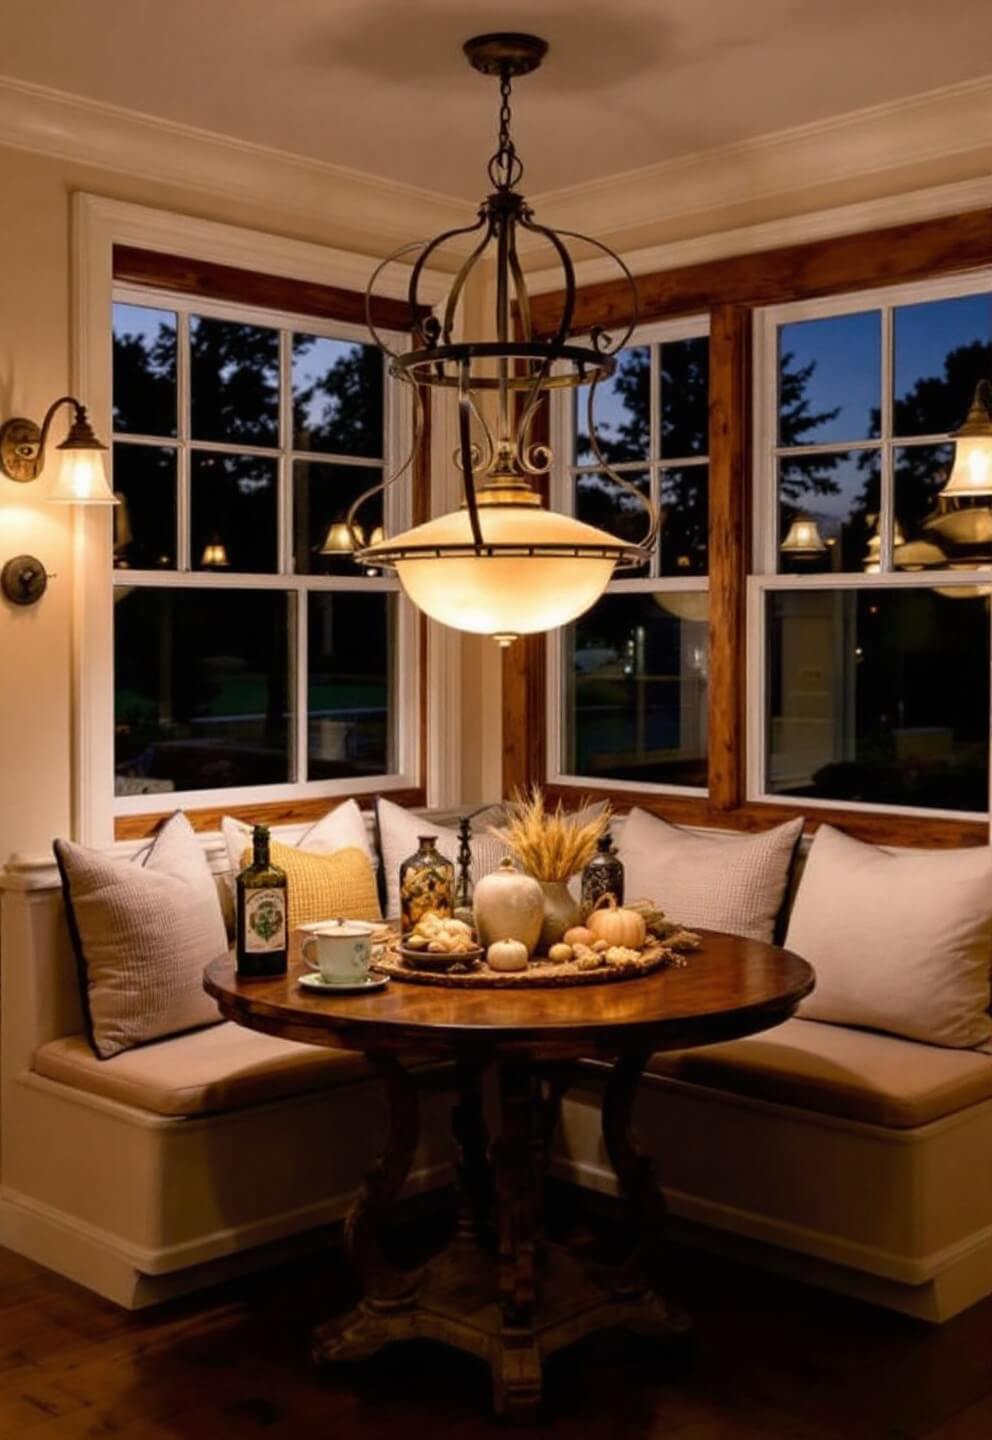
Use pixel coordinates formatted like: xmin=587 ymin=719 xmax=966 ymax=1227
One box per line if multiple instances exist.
xmin=300 ymin=919 xmax=376 ymax=985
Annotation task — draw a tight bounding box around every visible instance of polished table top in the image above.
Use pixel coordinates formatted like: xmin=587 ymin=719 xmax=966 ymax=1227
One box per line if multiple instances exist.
xmin=204 ymin=929 xmax=815 ymax=1060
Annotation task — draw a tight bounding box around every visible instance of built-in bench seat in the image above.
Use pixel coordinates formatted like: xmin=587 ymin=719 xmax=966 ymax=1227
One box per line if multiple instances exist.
xmin=32 ymin=1024 xmax=373 ymax=1119
xmin=647 ymin=1017 xmax=992 ymax=1129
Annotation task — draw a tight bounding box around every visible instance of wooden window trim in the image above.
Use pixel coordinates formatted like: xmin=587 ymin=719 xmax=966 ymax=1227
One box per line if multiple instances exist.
xmin=511 ymin=205 xmax=992 ymax=849
xmin=112 ymin=250 xmax=429 ymax=840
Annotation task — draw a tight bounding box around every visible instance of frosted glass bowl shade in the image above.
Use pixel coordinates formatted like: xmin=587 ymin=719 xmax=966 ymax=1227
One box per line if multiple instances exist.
xmin=362 ymin=503 xmax=633 ymax=637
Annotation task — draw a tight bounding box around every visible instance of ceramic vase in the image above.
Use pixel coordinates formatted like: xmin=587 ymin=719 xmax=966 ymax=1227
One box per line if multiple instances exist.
xmin=537 ymin=879 xmax=580 ymax=952
xmin=473 ymin=857 xmax=543 ymax=955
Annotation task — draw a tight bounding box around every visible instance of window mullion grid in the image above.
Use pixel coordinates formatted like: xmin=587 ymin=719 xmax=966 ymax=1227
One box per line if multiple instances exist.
xmin=278 ymin=328 xmax=293 ymax=576
xmin=294 ymin=586 xmax=309 ymax=785
xmin=879 ymin=304 xmax=895 ymax=572
xmin=177 ymin=310 xmax=191 ymax=571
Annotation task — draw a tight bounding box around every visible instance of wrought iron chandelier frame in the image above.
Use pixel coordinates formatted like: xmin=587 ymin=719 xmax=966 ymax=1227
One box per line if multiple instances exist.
xmin=348 ymin=33 xmax=657 ymax=573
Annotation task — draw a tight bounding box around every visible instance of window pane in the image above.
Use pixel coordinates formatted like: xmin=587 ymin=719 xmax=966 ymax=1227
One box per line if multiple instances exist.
xmin=778 ymin=450 xmax=880 ymax=574
xmin=575 ymin=469 xmax=650 ymax=576
xmin=294 ymin=460 xmax=383 ymax=576
xmin=660 ymin=465 xmax=708 ymax=576
xmin=564 ymin=592 xmax=708 ymax=786
xmin=114 ymin=588 xmax=292 ymax=795
xmin=112 ymin=444 xmax=176 ymax=570
xmin=766 ymin=588 xmax=989 ymax=812
xmin=112 ymin=303 xmax=177 ymax=437
xmin=292 ymin=335 xmax=384 ymax=458
xmin=778 ymin=312 xmax=881 ymax=446
xmin=660 ymin=337 xmax=709 ymax=457
xmin=191 ymin=452 xmax=278 ymax=573
xmin=576 ymin=345 xmax=650 ymax=465
xmin=190 ymin=317 xmax=279 ymax=445
xmin=308 ymin=592 xmax=394 ymax=779
xmin=894 ymin=293 xmax=992 ymax=437
xmin=892 ymin=443 xmax=975 ymax=571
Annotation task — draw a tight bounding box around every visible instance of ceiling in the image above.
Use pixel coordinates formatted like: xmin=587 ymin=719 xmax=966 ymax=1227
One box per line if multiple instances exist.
xmin=2 ymin=0 xmax=990 ymax=201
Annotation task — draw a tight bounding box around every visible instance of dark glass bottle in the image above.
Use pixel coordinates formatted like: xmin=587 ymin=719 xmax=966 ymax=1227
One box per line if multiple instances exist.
xmin=581 ymin=832 xmax=624 ymax=910
xmin=399 ymin=835 xmax=455 ymax=935
xmin=236 ymin=824 xmax=288 ymax=978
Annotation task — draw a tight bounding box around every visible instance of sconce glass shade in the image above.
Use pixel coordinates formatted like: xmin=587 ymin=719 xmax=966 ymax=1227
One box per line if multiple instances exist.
xmin=48 ymin=445 xmax=117 ymax=505
xmin=940 ymin=379 xmax=992 ymax=499
xmin=320 ymin=522 xmax=364 ymax=554
xmin=362 ymin=500 xmax=622 ymax=640
xmin=780 ymin=515 xmax=827 ymax=556
xmin=200 ymin=537 xmax=230 ymax=568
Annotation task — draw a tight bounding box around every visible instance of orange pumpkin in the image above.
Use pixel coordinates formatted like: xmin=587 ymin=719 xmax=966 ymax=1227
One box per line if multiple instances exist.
xmin=587 ymin=895 xmax=646 ymax=950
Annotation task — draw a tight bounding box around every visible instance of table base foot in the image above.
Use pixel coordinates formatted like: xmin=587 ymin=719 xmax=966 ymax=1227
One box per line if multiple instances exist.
xmin=312 ymin=1238 xmax=691 ymax=1419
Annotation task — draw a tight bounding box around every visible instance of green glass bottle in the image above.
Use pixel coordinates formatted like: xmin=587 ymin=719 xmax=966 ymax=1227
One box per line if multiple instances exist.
xmin=236 ymin=824 xmax=288 ymax=978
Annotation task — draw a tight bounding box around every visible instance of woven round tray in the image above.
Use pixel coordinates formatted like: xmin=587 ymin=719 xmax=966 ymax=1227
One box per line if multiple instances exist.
xmin=372 ymin=931 xmax=699 ymax=988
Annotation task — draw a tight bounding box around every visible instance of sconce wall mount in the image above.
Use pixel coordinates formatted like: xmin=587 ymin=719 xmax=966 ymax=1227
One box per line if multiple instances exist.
xmin=0 ymin=395 xmax=114 ymax=502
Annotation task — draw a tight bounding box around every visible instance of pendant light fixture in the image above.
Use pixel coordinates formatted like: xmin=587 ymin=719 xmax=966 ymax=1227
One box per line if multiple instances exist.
xmin=352 ymin=33 xmax=654 ymax=645
xmin=939 ymin=379 xmax=992 ymax=500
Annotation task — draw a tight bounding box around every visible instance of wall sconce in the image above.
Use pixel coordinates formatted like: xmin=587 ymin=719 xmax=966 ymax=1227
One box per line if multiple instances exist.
xmin=939 ymin=379 xmax=992 ymax=500
xmin=780 ymin=514 xmax=827 ymax=558
xmin=0 ymin=394 xmax=116 ymax=606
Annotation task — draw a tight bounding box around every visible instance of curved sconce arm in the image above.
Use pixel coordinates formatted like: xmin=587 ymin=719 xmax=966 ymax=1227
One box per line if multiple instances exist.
xmin=1 ymin=394 xmax=106 ymax=484
xmin=346 ymin=377 xmax=428 ymax=556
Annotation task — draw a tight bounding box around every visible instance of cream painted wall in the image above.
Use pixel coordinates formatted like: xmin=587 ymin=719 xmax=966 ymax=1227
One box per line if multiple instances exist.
xmin=0 ymin=143 xmax=490 ymax=861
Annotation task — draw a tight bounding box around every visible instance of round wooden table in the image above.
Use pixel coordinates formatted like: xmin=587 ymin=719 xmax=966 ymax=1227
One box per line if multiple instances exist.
xmin=205 ymin=931 xmax=814 ymax=1421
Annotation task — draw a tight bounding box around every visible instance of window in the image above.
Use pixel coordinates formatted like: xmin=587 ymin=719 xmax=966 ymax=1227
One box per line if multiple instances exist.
xmin=751 ymin=276 xmax=992 ymax=817
xmin=110 ymin=287 xmax=417 ymax=815
xmin=550 ymin=319 xmax=710 ymax=791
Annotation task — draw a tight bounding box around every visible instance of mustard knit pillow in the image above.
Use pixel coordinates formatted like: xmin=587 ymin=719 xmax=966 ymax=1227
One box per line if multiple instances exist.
xmin=240 ymin=840 xmax=381 ymax=931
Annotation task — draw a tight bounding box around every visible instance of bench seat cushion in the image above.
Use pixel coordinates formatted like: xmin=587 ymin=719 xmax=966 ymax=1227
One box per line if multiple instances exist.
xmin=32 ymin=1024 xmax=372 ymax=1119
xmin=648 ymin=1018 xmax=992 ymax=1129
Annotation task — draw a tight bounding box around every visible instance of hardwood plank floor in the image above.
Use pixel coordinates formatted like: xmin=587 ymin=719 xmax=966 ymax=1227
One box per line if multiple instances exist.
xmin=1 ymin=1223 xmax=991 ymax=1439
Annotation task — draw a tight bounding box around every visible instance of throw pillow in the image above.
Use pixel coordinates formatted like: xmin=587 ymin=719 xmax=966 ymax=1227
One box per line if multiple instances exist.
xmin=242 ymin=839 xmax=381 ymax=931
xmin=788 ymin=824 xmax=992 ymax=1050
xmin=374 ymin=796 xmax=509 ymax=921
xmin=54 ymin=811 xmax=227 ymax=1060
xmin=617 ymin=809 xmax=804 ymax=943
xmin=220 ymin=798 xmax=375 ymax=878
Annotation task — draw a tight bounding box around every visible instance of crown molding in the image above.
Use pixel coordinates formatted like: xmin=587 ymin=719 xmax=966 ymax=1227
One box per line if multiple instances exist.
xmin=522 ymin=174 xmax=992 ymax=296
xmin=524 ymin=73 xmax=992 ymax=254
xmin=3 ymin=68 xmax=992 ymax=278
xmin=0 ymin=74 xmax=467 ymax=255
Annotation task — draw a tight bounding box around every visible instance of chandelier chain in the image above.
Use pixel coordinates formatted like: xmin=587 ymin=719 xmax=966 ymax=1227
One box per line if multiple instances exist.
xmin=488 ymin=67 xmax=523 ymax=190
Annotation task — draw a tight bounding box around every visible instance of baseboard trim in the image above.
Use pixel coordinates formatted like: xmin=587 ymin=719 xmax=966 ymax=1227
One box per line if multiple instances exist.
xmin=0 ymin=1160 xmax=453 ymax=1307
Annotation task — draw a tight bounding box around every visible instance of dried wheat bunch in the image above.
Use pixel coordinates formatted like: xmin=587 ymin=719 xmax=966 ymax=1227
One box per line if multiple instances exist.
xmin=490 ymin=787 xmax=611 ymax=882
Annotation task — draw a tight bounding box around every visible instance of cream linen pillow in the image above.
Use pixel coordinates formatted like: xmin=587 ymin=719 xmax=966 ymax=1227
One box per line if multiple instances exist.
xmin=789 ymin=824 xmax=992 ymax=1050
xmin=617 ymin=809 xmax=804 ymax=943
xmin=374 ymin=797 xmax=509 ymax=920
xmin=220 ymin=798 xmax=375 ymax=878
xmin=54 ymin=811 xmax=227 ymax=1060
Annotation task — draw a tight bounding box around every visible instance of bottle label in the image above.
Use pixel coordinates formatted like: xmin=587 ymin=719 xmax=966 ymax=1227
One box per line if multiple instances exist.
xmin=244 ymin=888 xmax=287 ymax=952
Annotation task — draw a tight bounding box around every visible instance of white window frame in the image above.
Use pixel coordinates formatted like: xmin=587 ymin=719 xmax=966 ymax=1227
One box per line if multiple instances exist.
xmin=111 ymin=280 xmax=415 ymax=818
xmin=73 ymin=195 xmax=453 ymax=846
xmin=546 ymin=314 xmax=710 ymax=796
xmin=749 ymin=268 xmax=992 ymax=822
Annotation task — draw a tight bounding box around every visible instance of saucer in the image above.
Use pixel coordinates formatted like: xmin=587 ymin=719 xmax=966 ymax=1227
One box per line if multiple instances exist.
xmin=298 ymin=972 xmax=390 ymax=995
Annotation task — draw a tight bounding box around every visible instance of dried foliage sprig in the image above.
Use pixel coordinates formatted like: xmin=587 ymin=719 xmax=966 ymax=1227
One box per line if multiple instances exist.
xmin=490 ymin=788 xmax=611 ymax=882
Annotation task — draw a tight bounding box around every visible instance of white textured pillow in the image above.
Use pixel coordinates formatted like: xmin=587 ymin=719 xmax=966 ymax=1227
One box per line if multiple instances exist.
xmin=789 ymin=825 xmax=992 ymax=1050
xmin=375 ymin=797 xmax=508 ymax=920
xmin=54 ymin=812 xmax=227 ymax=1060
xmin=617 ymin=810 xmax=803 ymax=943
xmin=220 ymin=799 xmax=375 ymax=878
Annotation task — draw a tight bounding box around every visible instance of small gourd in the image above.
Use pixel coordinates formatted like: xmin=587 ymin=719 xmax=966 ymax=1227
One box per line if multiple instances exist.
xmin=563 ymin=925 xmax=594 ymax=948
xmin=548 ymin=942 xmax=573 ymax=964
xmin=587 ymin=894 xmax=647 ymax=950
xmin=487 ymin=938 xmax=529 ymax=972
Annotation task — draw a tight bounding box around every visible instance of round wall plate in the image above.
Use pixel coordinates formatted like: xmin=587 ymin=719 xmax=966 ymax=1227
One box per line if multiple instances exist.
xmin=463 ymin=34 xmax=548 ymax=77
xmin=2 ymin=555 xmax=49 ymax=606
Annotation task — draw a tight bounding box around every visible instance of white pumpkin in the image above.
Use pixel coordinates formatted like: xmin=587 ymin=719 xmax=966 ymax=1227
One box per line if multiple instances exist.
xmin=487 ymin=938 xmax=529 ymax=972
xmin=587 ymin=895 xmax=646 ymax=950
xmin=473 ymin=858 xmax=543 ymax=955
